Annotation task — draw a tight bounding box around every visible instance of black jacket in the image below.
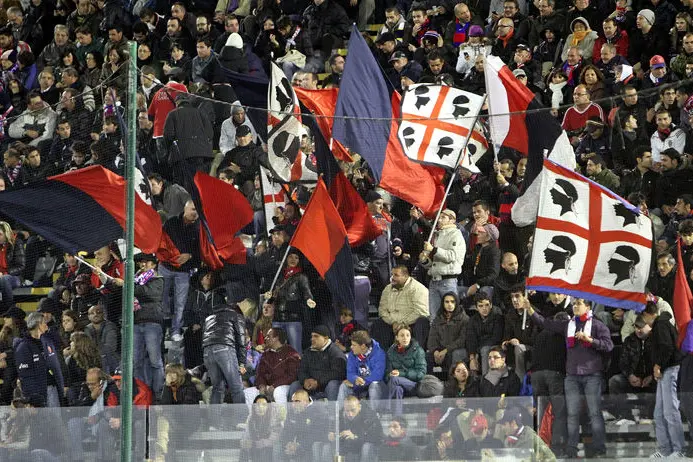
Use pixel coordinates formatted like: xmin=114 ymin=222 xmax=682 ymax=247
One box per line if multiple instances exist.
xmin=151 ymin=182 xmax=190 ymax=222
xmin=14 ymin=334 xmax=65 ymax=407
xmin=302 ymin=0 xmax=350 ymax=49
xmin=162 ymin=214 xmax=200 ymax=273
xmin=651 ymin=311 xmax=683 ymax=370
xmin=202 ymin=304 xmax=246 ymax=365
xmin=532 ymin=326 xmax=567 ymax=373
xmin=163 ymin=100 xmax=214 ymax=162
xmin=275 ymin=273 xmax=313 ymax=311
xmin=466 ymin=311 xmax=504 ymax=355
xmin=503 ymin=308 xmax=538 ymax=346
xmin=620 ymin=168 xmax=659 ymax=206
xmin=0 ymin=240 xmax=25 ymax=276
xmin=183 ymin=285 xmax=226 ymax=327
xmin=297 ymin=340 xmax=346 ymax=389
xmin=464 ymin=244 xmax=500 ymax=287
xmin=338 ymin=405 xmax=384 ymax=454
xmin=160 ymin=373 xmax=202 ymax=405
xmin=479 ymin=366 xmax=522 ymax=397
xmin=219 ymin=143 xmax=268 ymax=186
xmin=619 ymin=333 xmax=653 ymax=379
xmin=133 ymin=275 xmax=164 ymax=325
xmin=443 ymin=374 xmax=481 ymax=398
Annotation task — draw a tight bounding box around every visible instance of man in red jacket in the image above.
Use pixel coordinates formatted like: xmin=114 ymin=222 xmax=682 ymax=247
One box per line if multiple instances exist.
xmin=244 ymin=327 xmax=301 ymax=405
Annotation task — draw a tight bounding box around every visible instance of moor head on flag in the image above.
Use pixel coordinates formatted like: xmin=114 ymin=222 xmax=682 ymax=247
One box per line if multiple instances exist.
xmin=607 ymin=245 xmax=641 ymax=285
xmin=550 ymin=178 xmax=579 ymax=216
xmin=544 ymin=235 xmax=577 ymax=274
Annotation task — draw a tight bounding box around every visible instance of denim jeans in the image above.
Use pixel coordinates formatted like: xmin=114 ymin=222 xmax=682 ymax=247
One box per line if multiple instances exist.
xmin=289 ymin=379 xmax=341 ymax=401
xmin=272 ymin=321 xmax=303 ymax=354
xmin=388 ymin=376 xmax=418 ymax=416
xmin=0 ymin=274 xmax=21 ymax=308
xmin=252 ymin=210 xmax=265 ymax=246
xmin=134 ymin=322 xmax=164 ymax=396
xmin=428 ymin=278 xmax=458 ymax=320
xmin=337 ymin=381 xmax=386 ymax=411
xmin=158 ymin=264 xmax=190 ymax=336
xmin=655 ymin=365 xmax=685 ymax=455
xmin=564 ymin=373 xmax=605 ymax=455
xmin=204 ymin=344 xmax=245 ymax=405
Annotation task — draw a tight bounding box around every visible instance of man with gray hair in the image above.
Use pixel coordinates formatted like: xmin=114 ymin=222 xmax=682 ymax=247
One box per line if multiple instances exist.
xmin=14 ymin=311 xmax=65 ymax=407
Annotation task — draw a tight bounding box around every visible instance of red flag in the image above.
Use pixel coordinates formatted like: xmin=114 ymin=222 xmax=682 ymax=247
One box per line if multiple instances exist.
xmin=329 ymin=172 xmax=381 ymax=247
xmin=674 ymin=237 xmax=693 ymax=347
xmin=155 ymin=230 xmax=181 ymax=268
xmin=290 ymin=178 xmax=347 ymax=277
xmin=294 ymin=87 xmax=352 ymax=163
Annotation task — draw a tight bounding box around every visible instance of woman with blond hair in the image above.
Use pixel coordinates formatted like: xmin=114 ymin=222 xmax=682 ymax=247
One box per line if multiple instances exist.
xmin=160 ymin=363 xmax=203 ymax=405
xmin=0 ymin=221 xmax=24 ymax=312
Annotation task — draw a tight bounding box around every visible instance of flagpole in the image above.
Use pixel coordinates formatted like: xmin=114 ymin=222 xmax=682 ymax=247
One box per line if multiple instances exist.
xmin=426 ymin=94 xmax=488 ymax=243
xmin=268 ymin=244 xmax=292 ymax=296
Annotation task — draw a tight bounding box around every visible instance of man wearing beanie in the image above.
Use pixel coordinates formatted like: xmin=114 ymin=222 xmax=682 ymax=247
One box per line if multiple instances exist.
xmin=629 ymin=9 xmax=668 ymax=76
xmin=362 ymin=190 xmax=393 ymax=296
xmin=420 ymin=209 xmax=465 ymax=319
xmin=289 ymin=325 xmax=346 ymax=401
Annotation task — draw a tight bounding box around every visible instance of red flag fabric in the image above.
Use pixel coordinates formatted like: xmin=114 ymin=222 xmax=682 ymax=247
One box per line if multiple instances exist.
xmin=52 ymin=166 xmax=163 ymax=253
xmin=290 ymin=178 xmax=347 ymax=277
xmin=329 ymin=172 xmax=381 ymax=247
xmin=156 ymin=230 xmax=181 ymax=268
xmin=674 ymin=238 xmax=693 ymax=347
xmin=293 ymin=87 xmax=352 ymax=162
xmin=194 ymin=171 xmax=254 ymax=239
xmin=383 ymin=92 xmax=446 ymax=216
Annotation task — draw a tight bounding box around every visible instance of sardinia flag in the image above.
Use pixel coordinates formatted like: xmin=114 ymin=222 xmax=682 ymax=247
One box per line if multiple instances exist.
xmin=290 ymin=178 xmax=355 ymax=308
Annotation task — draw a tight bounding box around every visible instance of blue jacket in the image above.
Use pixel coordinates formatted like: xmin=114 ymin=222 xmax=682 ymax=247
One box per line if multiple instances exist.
xmin=14 ymin=334 xmax=65 ymax=406
xmin=346 ymin=339 xmax=386 ymax=388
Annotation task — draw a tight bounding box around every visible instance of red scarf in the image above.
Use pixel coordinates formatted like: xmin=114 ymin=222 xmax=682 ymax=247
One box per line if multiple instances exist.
xmin=658 ymin=128 xmax=671 ymax=140
xmin=283 ymin=266 xmax=302 ymax=279
xmin=499 ymin=29 xmax=515 ymax=48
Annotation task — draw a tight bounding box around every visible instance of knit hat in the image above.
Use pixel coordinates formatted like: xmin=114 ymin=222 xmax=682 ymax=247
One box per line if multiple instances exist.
xmin=483 ymin=223 xmax=500 ymax=242
xmin=365 ymin=190 xmax=382 ymax=203
xmin=512 ymin=68 xmax=527 ymax=78
xmin=225 ymin=32 xmax=243 ymax=49
xmin=440 ymin=209 xmax=456 ymax=221
xmin=376 ymin=32 xmax=396 ymax=44
xmin=2 ymin=305 xmax=26 ymax=320
xmin=311 ymin=325 xmax=331 ymax=338
xmin=638 ymin=9 xmax=655 ymax=26
xmin=401 ymin=65 xmax=422 ymax=83
xmin=470 ymin=414 xmax=489 ymax=436
xmin=236 ymin=124 xmax=251 ymax=137
xmin=499 ymin=407 xmax=523 ymax=425
xmin=468 ymin=25 xmax=484 ymax=37
xmin=37 ymin=298 xmax=61 ymax=317
xmin=649 ymin=55 xmax=666 ymax=69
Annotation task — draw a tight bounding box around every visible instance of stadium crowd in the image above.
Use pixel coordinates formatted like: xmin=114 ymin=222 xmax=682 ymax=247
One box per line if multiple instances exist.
xmin=0 ymin=0 xmax=693 ymax=459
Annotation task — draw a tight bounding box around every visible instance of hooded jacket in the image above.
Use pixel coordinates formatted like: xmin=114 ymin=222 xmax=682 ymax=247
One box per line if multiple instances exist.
xmin=346 ymin=339 xmax=386 ymax=387
xmin=422 ymin=224 xmax=465 ymax=278
xmin=217 ymin=34 xmax=250 ymax=75
xmin=428 ymin=292 xmax=469 ymax=353
xmin=183 ymin=281 xmax=226 ymax=327
xmin=650 ymin=311 xmax=683 ymax=370
xmin=133 ymin=273 xmax=164 ymax=325
xmin=561 ymin=17 xmax=599 ymax=62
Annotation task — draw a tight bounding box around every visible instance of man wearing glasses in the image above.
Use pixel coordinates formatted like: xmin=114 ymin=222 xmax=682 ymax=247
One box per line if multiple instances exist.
xmin=562 ymin=84 xmax=605 ymax=145
xmin=491 ymin=18 xmax=521 ymax=64
xmin=479 ymin=346 xmax=522 ymax=397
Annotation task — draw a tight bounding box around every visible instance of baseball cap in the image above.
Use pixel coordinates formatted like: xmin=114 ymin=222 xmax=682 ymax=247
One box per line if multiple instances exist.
xmin=512 ymin=68 xmax=527 ymax=78
xmin=376 ymin=32 xmax=396 ymax=44
xmin=515 ymin=43 xmax=531 ymax=53
xmin=389 ymin=51 xmax=407 ymax=62
xmin=649 ymin=55 xmax=666 ymax=69
xmin=470 ymin=414 xmax=489 ymax=435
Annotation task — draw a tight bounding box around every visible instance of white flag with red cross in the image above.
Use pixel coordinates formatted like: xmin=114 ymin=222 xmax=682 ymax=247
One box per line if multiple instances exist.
xmin=398 ymin=84 xmax=485 ymax=170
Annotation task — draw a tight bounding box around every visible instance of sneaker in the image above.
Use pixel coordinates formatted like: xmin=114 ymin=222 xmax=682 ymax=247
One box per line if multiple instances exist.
xmin=669 ymin=452 xmax=687 ymax=459
xmin=171 ymin=333 xmax=183 ymax=342
xmin=432 ymin=366 xmax=443 ymax=373
xmin=650 ymin=452 xmax=668 ymax=458
xmin=602 ymin=410 xmax=616 ymax=421
xmin=639 ymin=418 xmax=654 ymax=425
xmin=614 ymin=418 xmax=636 ymax=426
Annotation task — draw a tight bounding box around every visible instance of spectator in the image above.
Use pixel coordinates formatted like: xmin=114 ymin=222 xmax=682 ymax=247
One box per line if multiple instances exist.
xmin=427 ymin=292 xmax=469 ymax=373
xmin=499 ymin=407 xmax=555 ymax=459
xmin=528 ymin=0 xmax=565 ymax=48
xmin=562 ymin=84 xmax=605 ymax=143
xmin=15 ymin=312 xmax=65 ymax=407
xmin=642 ymin=301 xmax=686 ymax=457
xmin=338 ymin=330 xmax=387 ymax=409
xmin=83 ymin=304 xmax=119 ymax=374
xmin=379 ymin=417 xmax=421 ymax=460
xmin=63 ymin=331 xmax=101 ymax=406
xmin=240 ymin=395 xmax=282 ymax=461
xmin=244 ymin=327 xmax=300 ymax=405
xmin=183 ymin=269 xmax=226 ymax=368
xmin=562 ymin=17 xmax=598 ymax=62
xmin=468 ymin=291 xmax=504 ymax=375
xmin=279 ymin=389 xmax=328 ymax=460
xmin=585 ymin=154 xmax=621 ymax=190
xmin=491 ymin=18 xmax=521 ymax=64
xmin=334 ymin=306 xmax=364 ymax=352
xmin=502 ymin=288 xmax=538 ymax=380
xmin=0 ymin=221 xmax=25 ymax=311
xmin=525 ymin=298 xmax=613 ymax=458
xmin=290 ymin=325 xmax=346 ymax=401
xmin=8 ymin=91 xmax=57 ymax=148
xmin=148 ymin=173 xmax=191 ymax=222
xmin=160 ymin=363 xmax=203 ymax=405
xmin=326 ymin=395 xmax=383 ymax=461
xmin=629 ymin=9 xmax=669 ymax=76
xmin=559 ymin=46 xmax=584 ymax=89
xmin=461 ymin=223 xmax=501 ymax=303
xmin=419 ymin=209 xmax=465 ymax=318
xmin=479 ymin=345 xmax=521 ymax=397
xmin=302 ymin=0 xmax=350 ymax=71
xmin=203 ymin=302 xmax=247 ymax=405
xmin=371 ymin=265 xmax=430 ymax=350
xmin=494 ymin=252 xmax=524 ymax=311
xmin=219 ymin=105 xmax=258 ymax=155
xmin=386 ymin=325 xmax=426 ymax=415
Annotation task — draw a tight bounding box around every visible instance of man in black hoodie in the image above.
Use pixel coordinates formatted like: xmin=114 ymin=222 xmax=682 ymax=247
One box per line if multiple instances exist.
xmin=642 ymin=303 xmax=686 ymax=457
xmin=494 ymin=252 xmax=524 ymax=312
xmin=327 ymin=396 xmax=383 ymax=461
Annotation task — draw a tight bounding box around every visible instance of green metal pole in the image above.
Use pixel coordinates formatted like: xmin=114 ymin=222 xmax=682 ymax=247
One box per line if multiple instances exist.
xmin=120 ymin=40 xmax=137 ymax=462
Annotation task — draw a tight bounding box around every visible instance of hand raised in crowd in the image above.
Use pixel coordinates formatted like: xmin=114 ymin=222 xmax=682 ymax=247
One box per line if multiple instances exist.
xmin=306 ymin=299 xmax=316 ymax=308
